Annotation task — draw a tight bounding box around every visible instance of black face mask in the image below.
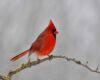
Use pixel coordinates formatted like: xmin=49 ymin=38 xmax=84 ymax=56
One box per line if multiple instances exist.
xmin=52 ymin=29 xmax=56 ymax=39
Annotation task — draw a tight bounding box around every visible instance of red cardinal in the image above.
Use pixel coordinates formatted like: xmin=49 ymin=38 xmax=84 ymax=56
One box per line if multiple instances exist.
xmin=10 ymin=20 xmax=58 ymax=61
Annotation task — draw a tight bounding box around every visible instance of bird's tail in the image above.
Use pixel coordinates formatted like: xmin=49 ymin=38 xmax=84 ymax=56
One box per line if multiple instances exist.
xmin=10 ymin=49 xmax=30 ymax=62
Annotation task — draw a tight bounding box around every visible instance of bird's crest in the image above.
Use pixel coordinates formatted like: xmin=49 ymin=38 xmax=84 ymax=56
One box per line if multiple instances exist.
xmin=47 ymin=19 xmax=56 ymax=30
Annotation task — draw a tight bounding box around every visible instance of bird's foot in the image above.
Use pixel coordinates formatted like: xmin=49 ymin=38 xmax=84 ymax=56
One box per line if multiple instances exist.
xmin=48 ymin=55 xmax=53 ymax=60
xmin=27 ymin=58 xmax=31 ymax=67
xmin=37 ymin=58 xmax=41 ymax=63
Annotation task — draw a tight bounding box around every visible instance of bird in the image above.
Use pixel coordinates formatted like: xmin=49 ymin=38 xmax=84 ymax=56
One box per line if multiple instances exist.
xmin=10 ymin=20 xmax=59 ymax=62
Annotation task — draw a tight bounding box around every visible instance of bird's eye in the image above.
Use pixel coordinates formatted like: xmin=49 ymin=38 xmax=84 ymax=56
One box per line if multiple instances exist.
xmin=52 ymin=29 xmax=56 ymax=33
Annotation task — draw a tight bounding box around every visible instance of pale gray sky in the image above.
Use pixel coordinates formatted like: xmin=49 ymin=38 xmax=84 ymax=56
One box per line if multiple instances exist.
xmin=0 ymin=0 xmax=100 ymax=80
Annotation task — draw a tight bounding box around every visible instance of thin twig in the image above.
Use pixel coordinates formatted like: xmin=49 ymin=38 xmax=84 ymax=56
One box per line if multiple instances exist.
xmin=0 ymin=55 xmax=100 ymax=80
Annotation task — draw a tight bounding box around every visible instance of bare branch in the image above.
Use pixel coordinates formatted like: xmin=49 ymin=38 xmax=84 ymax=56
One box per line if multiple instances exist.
xmin=0 ymin=75 xmax=4 ymax=80
xmin=0 ymin=55 xmax=100 ymax=80
xmin=54 ymin=55 xmax=100 ymax=73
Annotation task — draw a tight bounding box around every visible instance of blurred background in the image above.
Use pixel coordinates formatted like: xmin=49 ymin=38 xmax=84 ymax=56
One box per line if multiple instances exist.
xmin=0 ymin=0 xmax=100 ymax=80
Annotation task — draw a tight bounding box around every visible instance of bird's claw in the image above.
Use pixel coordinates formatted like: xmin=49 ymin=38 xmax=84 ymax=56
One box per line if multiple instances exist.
xmin=48 ymin=55 xmax=53 ymax=60
xmin=27 ymin=59 xmax=31 ymax=67
xmin=37 ymin=58 xmax=40 ymax=63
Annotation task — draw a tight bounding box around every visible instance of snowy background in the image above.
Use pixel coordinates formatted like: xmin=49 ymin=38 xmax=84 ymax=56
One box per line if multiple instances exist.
xmin=0 ymin=0 xmax=100 ymax=80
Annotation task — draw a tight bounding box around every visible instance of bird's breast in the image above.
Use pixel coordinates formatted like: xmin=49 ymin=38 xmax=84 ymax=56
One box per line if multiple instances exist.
xmin=36 ymin=33 xmax=56 ymax=56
